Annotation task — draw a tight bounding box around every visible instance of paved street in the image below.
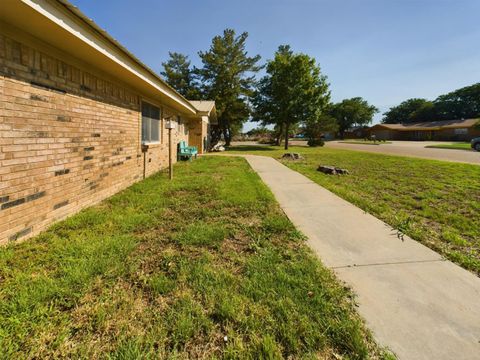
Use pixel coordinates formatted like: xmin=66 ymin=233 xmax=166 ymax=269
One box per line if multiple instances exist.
xmin=325 ymin=141 xmax=480 ymax=165
xmin=232 ymin=140 xmax=480 ymax=165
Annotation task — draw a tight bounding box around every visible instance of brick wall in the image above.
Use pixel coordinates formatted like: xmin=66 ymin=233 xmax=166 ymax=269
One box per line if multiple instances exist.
xmin=434 ymin=128 xmax=480 ymax=141
xmin=0 ymin=31 xmax=189 ymax=244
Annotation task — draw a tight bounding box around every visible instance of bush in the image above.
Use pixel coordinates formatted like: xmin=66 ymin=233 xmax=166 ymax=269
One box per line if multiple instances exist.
xmin=307 ymin=138 xmax=325 ymax=147
xmin=258 ymin=137 xmax=274 ymax=144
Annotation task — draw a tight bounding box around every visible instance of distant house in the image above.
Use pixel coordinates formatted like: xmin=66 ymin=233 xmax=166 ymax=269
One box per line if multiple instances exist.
xmin=344 ymin=126 xmax=369 ymax=139
xmin=0 ymin=0 xmax=216 ymax=244
xmin=368 ymin=119 xmax=480 ymax=141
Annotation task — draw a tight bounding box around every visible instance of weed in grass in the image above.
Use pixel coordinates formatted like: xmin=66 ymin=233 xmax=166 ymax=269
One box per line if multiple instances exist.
xmin=108 ymin=338 xmax=152 ymax=360
xmin=442 ymin=229 xmax=469 ymax=247
xmin=254 ymin=334 xmax=283 ymax=359
xmin=261 ymin=214 xmax=293 ymax=234
xmin=212 ymin=290 xmax=242 ymax=323
xmin=174 ymin=222 xmax=227 ymax=248
xmin=166 ymin=294 xmax=212 ymax=348
xmin=149 ymin=273 xmax=176 ymax=295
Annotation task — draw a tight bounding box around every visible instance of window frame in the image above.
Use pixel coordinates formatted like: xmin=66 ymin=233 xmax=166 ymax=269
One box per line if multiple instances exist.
xmin=141 ymin=101 xmax=161 ymax=144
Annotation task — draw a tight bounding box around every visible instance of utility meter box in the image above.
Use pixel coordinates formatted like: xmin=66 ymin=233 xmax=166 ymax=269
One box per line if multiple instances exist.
xmin=165 ymin=121 xmax=176 ymax=130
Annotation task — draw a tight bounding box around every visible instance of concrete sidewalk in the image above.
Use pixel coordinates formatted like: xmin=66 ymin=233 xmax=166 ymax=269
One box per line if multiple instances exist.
xmin=243 ymin=155 xmax=480 ymax=360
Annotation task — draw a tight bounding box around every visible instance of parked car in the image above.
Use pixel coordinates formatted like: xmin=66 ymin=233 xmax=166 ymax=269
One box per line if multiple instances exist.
xmin=471 ymin=137 xmax=480 ymax=151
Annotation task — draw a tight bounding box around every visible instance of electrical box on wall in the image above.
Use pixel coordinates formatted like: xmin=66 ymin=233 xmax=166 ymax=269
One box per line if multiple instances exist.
xmin=165 ymin=121 xmax=176 ymax=129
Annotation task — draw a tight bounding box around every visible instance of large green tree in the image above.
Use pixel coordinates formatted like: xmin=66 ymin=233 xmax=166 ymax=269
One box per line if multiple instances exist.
xmin=434 ymin=83 xmax=480 ymax=120
xmin=382 ymin=98 xmax=435 ymax=124
xmin=331 ymin=97 xmax=378 ymax=138
xmin=252 ymin=45 xmax=330 ymax=149
xmin=303 ymin=112 xmax=338 ymax=142
xmin=196 ymin=29 xmax=261 ymax=146
xmin=161 ymin=52 xmax=200 ymax=99
xmin=383 ymin=83 xmax=480 ymax=124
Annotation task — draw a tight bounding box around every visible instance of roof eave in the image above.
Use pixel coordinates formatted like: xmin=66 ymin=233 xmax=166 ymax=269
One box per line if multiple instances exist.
xmin=9 ymin=0 xmax=197 ymax=115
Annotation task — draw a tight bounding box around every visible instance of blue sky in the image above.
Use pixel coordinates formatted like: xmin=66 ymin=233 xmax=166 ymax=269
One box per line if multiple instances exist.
xmin=70 ymin=0 xmax=480 ymax=129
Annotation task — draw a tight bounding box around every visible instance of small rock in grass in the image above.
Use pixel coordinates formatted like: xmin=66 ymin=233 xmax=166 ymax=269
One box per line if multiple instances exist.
xmin=317 ymin=165 xmax=349 ymax=175
xmin=317 ymin=165 xmax=336 ymax=174
xmin=282 ymin=153 xmax=304 ymax=160
xmin=335 ymin=168 xmax=349 ymax=175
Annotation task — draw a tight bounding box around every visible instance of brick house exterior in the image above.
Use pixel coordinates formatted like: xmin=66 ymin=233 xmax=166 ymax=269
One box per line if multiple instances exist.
xmin=0 ymin=0 xmax=216 ymax=244
xmin=368 ymin=119 xmax=480 ymax=141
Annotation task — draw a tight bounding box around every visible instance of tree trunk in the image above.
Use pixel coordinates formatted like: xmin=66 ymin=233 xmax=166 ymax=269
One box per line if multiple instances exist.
xmin=210 ymin=126 xmax=222 ymax=148
xmin=219 ymin=115 xmax=231 ymax=147
xmin=284 ymin=120 xmax=290 ymax=150
xmin=274 ymin=123 xmax=283 ymax=146
xmin=223 ymin=126 xmax=231 ymax=147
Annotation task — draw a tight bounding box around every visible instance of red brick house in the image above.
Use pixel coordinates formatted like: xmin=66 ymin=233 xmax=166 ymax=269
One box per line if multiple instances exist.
xmin=0 ymin=0 xmax=216 ymax=244
xmin=368 ymin=119 xmax=480 ymax=141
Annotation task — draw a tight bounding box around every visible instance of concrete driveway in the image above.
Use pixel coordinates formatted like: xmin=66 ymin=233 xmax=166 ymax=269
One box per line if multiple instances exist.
xmin=325 ymin=141 xmax=480 ymax=165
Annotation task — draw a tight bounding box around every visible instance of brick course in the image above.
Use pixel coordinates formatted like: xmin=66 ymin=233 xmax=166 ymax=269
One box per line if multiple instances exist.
xmin=0 ymin=31 xmax=190 ymax=244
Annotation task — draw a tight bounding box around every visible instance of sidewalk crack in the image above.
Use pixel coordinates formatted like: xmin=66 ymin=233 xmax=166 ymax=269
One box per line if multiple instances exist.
xmin=332 ymin=258 xmax=445 ymax=269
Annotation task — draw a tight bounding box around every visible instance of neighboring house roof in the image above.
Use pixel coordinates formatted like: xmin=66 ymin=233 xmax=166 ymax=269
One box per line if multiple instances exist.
xmin=1 ymin=0 xmax=198 ymax=115
xmin=371 ymin=119 xmax=479 ymax=131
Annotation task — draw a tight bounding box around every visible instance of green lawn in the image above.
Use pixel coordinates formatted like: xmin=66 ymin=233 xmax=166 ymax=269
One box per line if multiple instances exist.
xmin=228 ymin=146 xmax=480 ymax=275
xmin=0 ymin=157 xmax=391 ymax=359
xmin=425 ymin=142 xmax=473 ymax=151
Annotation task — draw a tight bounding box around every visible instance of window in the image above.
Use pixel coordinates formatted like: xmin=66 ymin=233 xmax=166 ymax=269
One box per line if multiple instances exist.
xmin=454 ymin=128 xmax=468 ymax=135
xmin=141 ymin=102 xmax=160 ymax=143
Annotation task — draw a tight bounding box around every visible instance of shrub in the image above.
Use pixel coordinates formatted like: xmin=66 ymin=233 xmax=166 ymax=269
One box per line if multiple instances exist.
xmin=307 ymin=138 xmax=325 ymax=147
xmin=258 ymin=137 xmax=274 ymax=144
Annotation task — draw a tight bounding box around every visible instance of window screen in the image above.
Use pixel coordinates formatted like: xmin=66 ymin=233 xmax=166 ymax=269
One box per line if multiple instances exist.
xmin=141 ymin=102 xmax=161 ymax=143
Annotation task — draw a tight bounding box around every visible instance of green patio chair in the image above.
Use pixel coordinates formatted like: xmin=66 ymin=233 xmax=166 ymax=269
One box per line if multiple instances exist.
xmin=177 ymin=141 xmax=198 ymax=161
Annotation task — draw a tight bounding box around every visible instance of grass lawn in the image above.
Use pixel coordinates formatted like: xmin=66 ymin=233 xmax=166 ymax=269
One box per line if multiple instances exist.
xmin=0 ymin=157 xmax=391 ymax=359
xmin=425 ymin=143 xmax=473 ymax=151
xmin=228 ymin=146 xmax=480 ymax=275
xmin=339 ymin=141 xmax=392 ymax=145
